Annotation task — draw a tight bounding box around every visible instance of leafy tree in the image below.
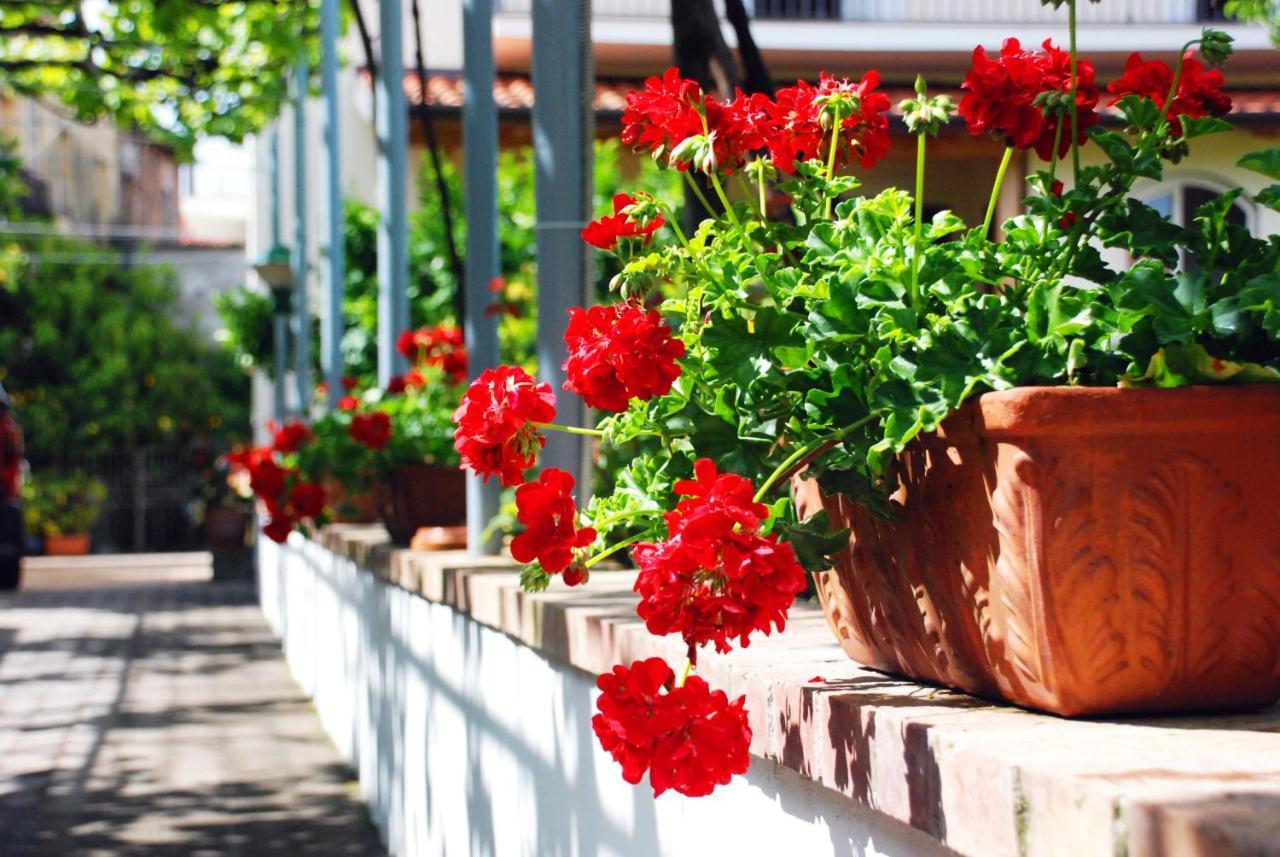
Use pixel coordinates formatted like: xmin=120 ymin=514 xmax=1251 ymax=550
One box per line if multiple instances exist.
xmin=0 ymin=146 xmax=249 ymax=452
xmin=0 ymin=1 xmax=317 ymax=156
xmin=1226 ymin=0 xmax=1280 ymax=43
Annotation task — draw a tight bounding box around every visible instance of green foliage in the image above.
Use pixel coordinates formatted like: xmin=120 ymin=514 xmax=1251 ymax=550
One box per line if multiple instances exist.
xmin=0 ymin=1 xmax=319 ymax=156
xmin=1225 ymin=0 xmax=1280 ymax=44
xmin=0 ymin=148 xmax=249 ymax=453
xmin=584 ymin=86 xmax=1280 ymax=570
xmin=21 ymin=470 xmax=107 ymax=537
xmin=213 ymin=286 xmax=277 ymax=376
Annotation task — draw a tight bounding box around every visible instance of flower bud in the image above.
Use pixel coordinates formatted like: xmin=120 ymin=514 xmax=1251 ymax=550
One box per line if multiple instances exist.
xmin=1198 ymin=28 xmax=1234 ymax=67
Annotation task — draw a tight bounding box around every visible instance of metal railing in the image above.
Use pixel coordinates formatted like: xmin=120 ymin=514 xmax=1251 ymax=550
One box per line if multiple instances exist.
xmin=498 ymin=0 xmax=1210 ymax=24
xmin=25 ymin=447 xmax=205 ymax=553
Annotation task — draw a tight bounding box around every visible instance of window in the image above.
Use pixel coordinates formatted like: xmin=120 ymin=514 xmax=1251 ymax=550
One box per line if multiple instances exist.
xmin=1143 ymin=180 xmax=1253 ymax=271
xmin=754 ymin=0 xmax=842 ymax=20
xmin=1196 ymin=0 xmax=1230 ymax=21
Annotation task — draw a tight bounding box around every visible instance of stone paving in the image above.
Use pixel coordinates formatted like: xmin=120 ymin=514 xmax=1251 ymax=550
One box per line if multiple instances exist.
xmin=0 ymin=562 xmax=385 ymax=856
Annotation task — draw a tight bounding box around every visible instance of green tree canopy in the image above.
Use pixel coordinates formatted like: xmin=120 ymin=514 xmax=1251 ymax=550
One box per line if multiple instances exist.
xmin=0 ymin=0 xmax=318 ymax=156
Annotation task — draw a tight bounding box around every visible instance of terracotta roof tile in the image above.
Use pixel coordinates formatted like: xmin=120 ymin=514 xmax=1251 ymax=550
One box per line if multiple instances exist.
xmin=397 ymin=71 xmax=1280 ymax=120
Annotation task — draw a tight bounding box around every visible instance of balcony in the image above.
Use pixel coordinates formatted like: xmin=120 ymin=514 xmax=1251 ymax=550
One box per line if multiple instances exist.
xmin=497 ymin=0 xmax=1223 ymax=24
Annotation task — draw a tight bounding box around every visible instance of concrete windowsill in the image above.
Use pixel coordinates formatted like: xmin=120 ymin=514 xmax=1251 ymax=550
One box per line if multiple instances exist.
xmin=309 ymin=524 xmax=1280 ymax=857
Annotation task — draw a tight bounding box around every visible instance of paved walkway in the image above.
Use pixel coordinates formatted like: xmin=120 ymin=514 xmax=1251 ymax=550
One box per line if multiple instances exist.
xmin=0 ymin=562 xmax=384 ymax=856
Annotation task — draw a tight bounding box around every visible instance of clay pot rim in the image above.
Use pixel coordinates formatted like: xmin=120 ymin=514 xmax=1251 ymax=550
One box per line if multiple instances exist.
xmin=959 ymin=383 xmax=1280 ymax=440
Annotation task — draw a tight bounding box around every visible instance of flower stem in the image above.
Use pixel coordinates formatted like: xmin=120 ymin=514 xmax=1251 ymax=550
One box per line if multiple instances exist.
xmin=910 ymin=131 xmax=926 ymax=309
xmin=734 ymin=172 xmax=763 ymax=219
xmin=823 ymin=118 xmax=842 ymax=219
xmin=532 ymin=421 xmax=605 ymax=438
xmin=1156 ymin=38 xmax=1199 ymax=130
xmin=1069 ymin=0 xmax=1081 ymax=183
xmin=676 ymin=657 xmax=693 ymax=688
xmin=982 ymin=146 xmax=1015 ymax=239
xmin=656 ymin=200 xmax=693 ymax=253
xmin=584 ymin=530 xmax=651 ymax=568
xmin=751 ymin=415 xmax=876 ymax=504
xmin=681 ymin=170 xmax=718 ymax=222
xmin=708 ymin=173 xmax=742 ymax=228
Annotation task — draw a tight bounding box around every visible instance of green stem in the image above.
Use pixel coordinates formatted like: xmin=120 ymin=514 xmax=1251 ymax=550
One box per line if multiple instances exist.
xmin=734 ymin=172 xmax=762 ymax=219
xmin=532 ymin=421 xmax=605 ymax=438
xmin=676 ymin=657 xmax=693 ymax=688
xmin=1042 ymin=119 xmax=1066 ymax=242
xmin=910 ymin=132 xmax=926 ymax=309
xmin=681 ymin=170 xmax=719 ymax=222
xmin=584 ymin=530 xmax=652 ymax=568
xmin=756 ymin=173 xmax=768 ymax=219
xmin=656 ymin=200 xmax=692 ymax=253
xmin=1156 ymin=39 xmax=1199 ymax=130
xmin=751 ymin=415 xmax=876 ymax=504
xmin=589 ymin=507 xmax=659 ymax=532
xmin=982 ymin=146 xmax=1015 ymax=239
xmin=822 ymin=118 xmax=842 ymax=220
xmin=708 ymin=173 xmax=742 ymax=228
xmin=1069 ymin=0 xmax=1080 ymax=183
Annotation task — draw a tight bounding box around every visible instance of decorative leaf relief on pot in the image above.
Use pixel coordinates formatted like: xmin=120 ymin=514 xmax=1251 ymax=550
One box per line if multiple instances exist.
xmin=1233 ymin=549 xmax=1280 ymax=681
xmin=990 ymin=452 xmax=1055 ymax=704
xmin=1125 ymin=453 xmax=1246 ymax=687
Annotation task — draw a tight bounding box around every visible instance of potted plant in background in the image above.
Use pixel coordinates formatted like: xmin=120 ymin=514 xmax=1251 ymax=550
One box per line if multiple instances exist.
xmin=22 ymin=471 xmax=107 ymax=556
xmin=449 ymin=1 xmax=1280 ymax=799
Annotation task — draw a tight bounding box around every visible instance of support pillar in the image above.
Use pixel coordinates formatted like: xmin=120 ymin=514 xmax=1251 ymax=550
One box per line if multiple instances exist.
xmin=269 ymin=130 xmax=289 ymax=422
xmin=531 ymin=0 xmax=594 ymax=493
xmin=377 ymin=0 xmax=410 ymax=387
xmin=293 ymin=57 xmax=312 ymax=416
xmin=463 ymin=0 xmax=502 ymax=553
xmin=320 ymin=0 xmax=344 ymax=409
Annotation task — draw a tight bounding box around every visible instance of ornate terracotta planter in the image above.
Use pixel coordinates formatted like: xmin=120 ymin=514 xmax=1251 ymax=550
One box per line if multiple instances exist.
xmin=794 ymin=385 xmax=1280 ymax=717
xmin=379 ymin=463 xmax=467 ymax=546
xmin=44 ymin=533 xmax=91 ymax=556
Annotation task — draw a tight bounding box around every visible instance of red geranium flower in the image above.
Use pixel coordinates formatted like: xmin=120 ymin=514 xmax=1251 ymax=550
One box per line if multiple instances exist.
xmin=338 ymin=395 xmax=359 ymax=411
xmin=385 ymin=375 xmax=408 ymax=395
xmin=263 ymin=515 xmax=294 ymax=544
xmin=959 ymin=38 xmax=1099 ymax=161
xmin=620 ymin=68 xmax=705 ymax=163
xmin=397 ymin=325 xmax=469 ymax=381
xmin=765 ymin=72 xmax=892 ymax=173
xmin=509 ymin=468 xmax=597 ymax=574
xmin=341 ymin=375 xmax=359 ymax=391
xmin=269 ymin=419 xmax=312 ymax=454
xmin=581 ymin=194 xmax=666 ymax=252
xmin=287 ymin=480 xmax=327 ymax=519
xmin=591 ymin=658 xmax=751 ymax=797
xmin=1107 ymin=51 xmax=1232 ymax=136
xmin=630 ymin=459 xmax=806 ymax=653
xmin=452 ymin=365 xmax=557 ymax=486
xmin=350 ymin=411 xmax=392 ymax=450
xmin=248 ymin=456 xmax=289 ymax=501
xmin=562 ymin=303 xmax=685 ymax=413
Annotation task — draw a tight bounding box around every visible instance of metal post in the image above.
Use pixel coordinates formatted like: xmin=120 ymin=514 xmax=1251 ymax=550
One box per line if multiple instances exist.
xmin=269 ymin=130 xmax=289 ymax=421
xmin=293 ymin=57 xmax=312 ymax=417
xmin=531 ymin=0 xmax=594 ymax=491
xmin=463 ymin=0 xmax=502 ymax=553
xmin=377 ymin=0 xmax=410 ymax=387
xmin=320 ymin=0 xmax=344 ymax=410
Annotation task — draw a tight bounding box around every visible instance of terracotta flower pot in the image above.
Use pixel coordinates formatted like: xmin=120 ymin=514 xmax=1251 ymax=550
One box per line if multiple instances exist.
xmin=205 ymin=506 xmax=252 ymax=551
xmin=44 ymin=533 xmax=91 ymax=556
xmin=794 ymin=385 xmax=1280 ymax=717
xmin=379 ymin=463 xmax=467 ymax=546
xmin=325 ymin=479 xmax=380 ymax=524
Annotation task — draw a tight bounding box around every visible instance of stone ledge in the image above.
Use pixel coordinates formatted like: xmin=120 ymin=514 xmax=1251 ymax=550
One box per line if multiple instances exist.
xmin=309 ymin=524 xmax=1280 ymax=857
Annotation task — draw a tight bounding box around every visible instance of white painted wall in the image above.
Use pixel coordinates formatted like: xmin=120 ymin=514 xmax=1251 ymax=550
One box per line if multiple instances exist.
xmin=258 ymin=535 xmax=960 ymax=857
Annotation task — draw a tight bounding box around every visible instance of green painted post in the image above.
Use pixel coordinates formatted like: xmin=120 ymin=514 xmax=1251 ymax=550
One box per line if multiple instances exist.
xmin=377 ymin=0 xmax=410 ymax=387
xmin=320 ymin=0 xmax=344 ymax=411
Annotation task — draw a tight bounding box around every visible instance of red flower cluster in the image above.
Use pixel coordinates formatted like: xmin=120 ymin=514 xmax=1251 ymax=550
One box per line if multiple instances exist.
xmin=631 ymin=459 xmax=808 ymax=653
xmin=509 ymin=468 xmax=597 ymax=576
xmin=591 ymin=658 xmax=751 ymax=798
xmin=562 ymin=303 xmax=685 ymax=413
xmin=338 ymin=395 xmax=359 ymax=412
xmin=453 ymin=366 xmax=557 ymax=486
xmin=620 ymin=67 xmax=892 ymax=175
xmin=227 ymin=445 xmax=327 ymax=543
xmin=959 ymin=38 xmax=1100 ymax=160
xmin=350 ymin=411 xmax=392 ymax=450
xmin=269 ymin=419 xmax=312 ymax=454
xmin=1107 ymin=51 xmax=1232 ymax=135
xmin=397 ymin=325 xmax=469 ymax=382
xmin=581 ymin=194 xmax=666 ymax=252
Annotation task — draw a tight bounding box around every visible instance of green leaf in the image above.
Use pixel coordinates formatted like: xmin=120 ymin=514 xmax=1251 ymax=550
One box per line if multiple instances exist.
xmin=772 ymin=509 xmax=851 ymax=574
xmin=1180 ymin=116 xmax=1234 ymax=139
xmin=520 ymin=565 xmax=551 ymax=593
xmin=1238 ymin=148 xmax=1280 ymax=181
